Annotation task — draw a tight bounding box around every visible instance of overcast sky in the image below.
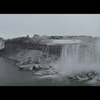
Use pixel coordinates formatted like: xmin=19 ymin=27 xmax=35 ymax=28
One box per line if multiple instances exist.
xmin=0 ymin=14 xmax=100 ymax=39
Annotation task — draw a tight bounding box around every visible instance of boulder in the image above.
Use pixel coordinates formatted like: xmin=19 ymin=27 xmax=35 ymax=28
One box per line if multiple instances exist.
xmin=19 ymin=67 xmax=30 ymax=71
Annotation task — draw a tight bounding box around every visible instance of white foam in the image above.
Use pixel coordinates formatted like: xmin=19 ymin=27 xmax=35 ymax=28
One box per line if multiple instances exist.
xmin=53 ymin=43 xmax=100 ymax=77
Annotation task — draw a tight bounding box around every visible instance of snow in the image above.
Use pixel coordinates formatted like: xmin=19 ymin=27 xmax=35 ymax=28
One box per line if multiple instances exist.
xmin=76 ymin=76 xmax=89 ymax=81
xmin=37 ymin=74 xmax=58 ymax=79
xmin=7 ymin=48 xmax=57 ymax=76
xmin=46 ymin=39 xmax=82 ymax=45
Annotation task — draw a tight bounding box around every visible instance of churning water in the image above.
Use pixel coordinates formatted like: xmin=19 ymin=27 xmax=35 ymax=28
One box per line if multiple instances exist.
xmin=0 ymin=57 xmax=89 ymax=86
xmin=53 ymin=42 xmax=100 ymax=77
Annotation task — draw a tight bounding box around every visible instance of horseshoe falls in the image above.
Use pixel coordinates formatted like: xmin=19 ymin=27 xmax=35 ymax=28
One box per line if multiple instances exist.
xmin=52 ymin=40 xmax=100 ymax=77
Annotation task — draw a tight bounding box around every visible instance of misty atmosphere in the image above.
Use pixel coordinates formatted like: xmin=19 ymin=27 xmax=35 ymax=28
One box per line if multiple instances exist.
xmin=0 ymin=14 xmax=100 ymax=86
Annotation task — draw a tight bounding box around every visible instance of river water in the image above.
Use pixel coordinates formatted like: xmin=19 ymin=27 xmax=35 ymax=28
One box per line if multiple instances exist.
xmin=0 ymin=57 xmax=97 ymax=86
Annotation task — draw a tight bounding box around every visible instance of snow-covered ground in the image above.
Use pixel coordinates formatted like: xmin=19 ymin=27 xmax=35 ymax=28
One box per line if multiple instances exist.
xmin=7 ymin=49 xmax=58 ymax=76
xmin=46 ymin=39 xmax=82 ymax=45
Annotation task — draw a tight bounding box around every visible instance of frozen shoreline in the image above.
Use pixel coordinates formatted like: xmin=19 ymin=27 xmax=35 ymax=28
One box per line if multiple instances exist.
xmin=4 ymin=49 xmax=58 ymax=76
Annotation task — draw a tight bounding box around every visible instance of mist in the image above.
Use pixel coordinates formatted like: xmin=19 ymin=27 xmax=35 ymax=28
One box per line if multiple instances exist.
xmin=52 ymin=43 xmax=100 ymax=77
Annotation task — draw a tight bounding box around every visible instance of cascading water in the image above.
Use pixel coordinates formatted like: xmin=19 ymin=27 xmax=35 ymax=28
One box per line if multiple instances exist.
xmin=0 ymin=41 xmax=4 ymax=50
xmin=53 ymin=42 xmax=100 ymax=77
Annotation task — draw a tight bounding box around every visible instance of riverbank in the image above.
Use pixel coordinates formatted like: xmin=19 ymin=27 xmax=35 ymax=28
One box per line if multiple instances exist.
xmin=3 ymin=48 xmax=59 ymax=76
xmin=2 ymin=35 xmax=100 ymax=80
xmin=0 ymin=56 xmax=92 ymax=86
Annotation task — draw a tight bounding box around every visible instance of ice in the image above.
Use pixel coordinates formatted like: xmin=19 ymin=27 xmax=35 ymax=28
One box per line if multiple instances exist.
xmin=46 ymin=39 xmax=82 ymax=45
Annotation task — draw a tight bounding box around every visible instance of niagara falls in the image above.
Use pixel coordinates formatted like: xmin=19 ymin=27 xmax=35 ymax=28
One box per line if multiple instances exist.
xmin=0 ymin=14 xmax=100 ymax=86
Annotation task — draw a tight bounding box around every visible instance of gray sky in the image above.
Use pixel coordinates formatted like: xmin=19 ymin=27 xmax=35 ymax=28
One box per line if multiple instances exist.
xmin=0 ymin=14 xmax=100 ymax=39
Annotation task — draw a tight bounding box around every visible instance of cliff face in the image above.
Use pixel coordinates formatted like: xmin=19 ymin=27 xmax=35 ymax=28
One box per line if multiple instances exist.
xmin=3 ymin=36 xmax=62 ymax=57
xmin=2 ymin=35 xmax=97 ymax=56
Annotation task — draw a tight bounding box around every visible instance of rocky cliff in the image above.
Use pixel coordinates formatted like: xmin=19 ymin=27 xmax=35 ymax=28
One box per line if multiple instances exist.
xmin=1 ymin=36 xmax=60 ymax=75
xmin=1 ymin=35 xmax=98 ymax=76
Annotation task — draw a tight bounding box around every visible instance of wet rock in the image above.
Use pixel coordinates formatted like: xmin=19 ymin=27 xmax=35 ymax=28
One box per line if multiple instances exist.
xmin=86 ymin=72 xmax=92 ymax=77
xmin=81 ymin=74 xmax=87 ymax=78
xmin=93 ymin=71 xmax=98 ymax=75
xmin=78 ymin=73 xmax=81 ymax=77
xmin=19 ymin=67 xmax=23 ymax=71
xmin=31 ymin=64 xmax=43 ymax=72
xmin=19 ymin=67 xmax=30 ymax=71
xmin=68 ymin=74 xmax=74 ymax=79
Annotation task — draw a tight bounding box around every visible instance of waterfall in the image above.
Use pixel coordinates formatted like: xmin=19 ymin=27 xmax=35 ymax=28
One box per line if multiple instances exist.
xmin=53 ymin=43 xmax=100 ymax=76
xmin=0 ymin=42 xmax=4 ymax=50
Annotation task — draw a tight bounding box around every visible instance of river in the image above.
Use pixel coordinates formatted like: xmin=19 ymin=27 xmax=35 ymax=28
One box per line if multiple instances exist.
xmin=0 ymin=57 xmax=97 ymax=86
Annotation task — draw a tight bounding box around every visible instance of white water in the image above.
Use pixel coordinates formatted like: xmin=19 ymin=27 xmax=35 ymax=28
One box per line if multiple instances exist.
xmin=53 ymin=42 xmax=100 ymax=77
xmin=0 ymin=41 xmax=4 ymax=50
